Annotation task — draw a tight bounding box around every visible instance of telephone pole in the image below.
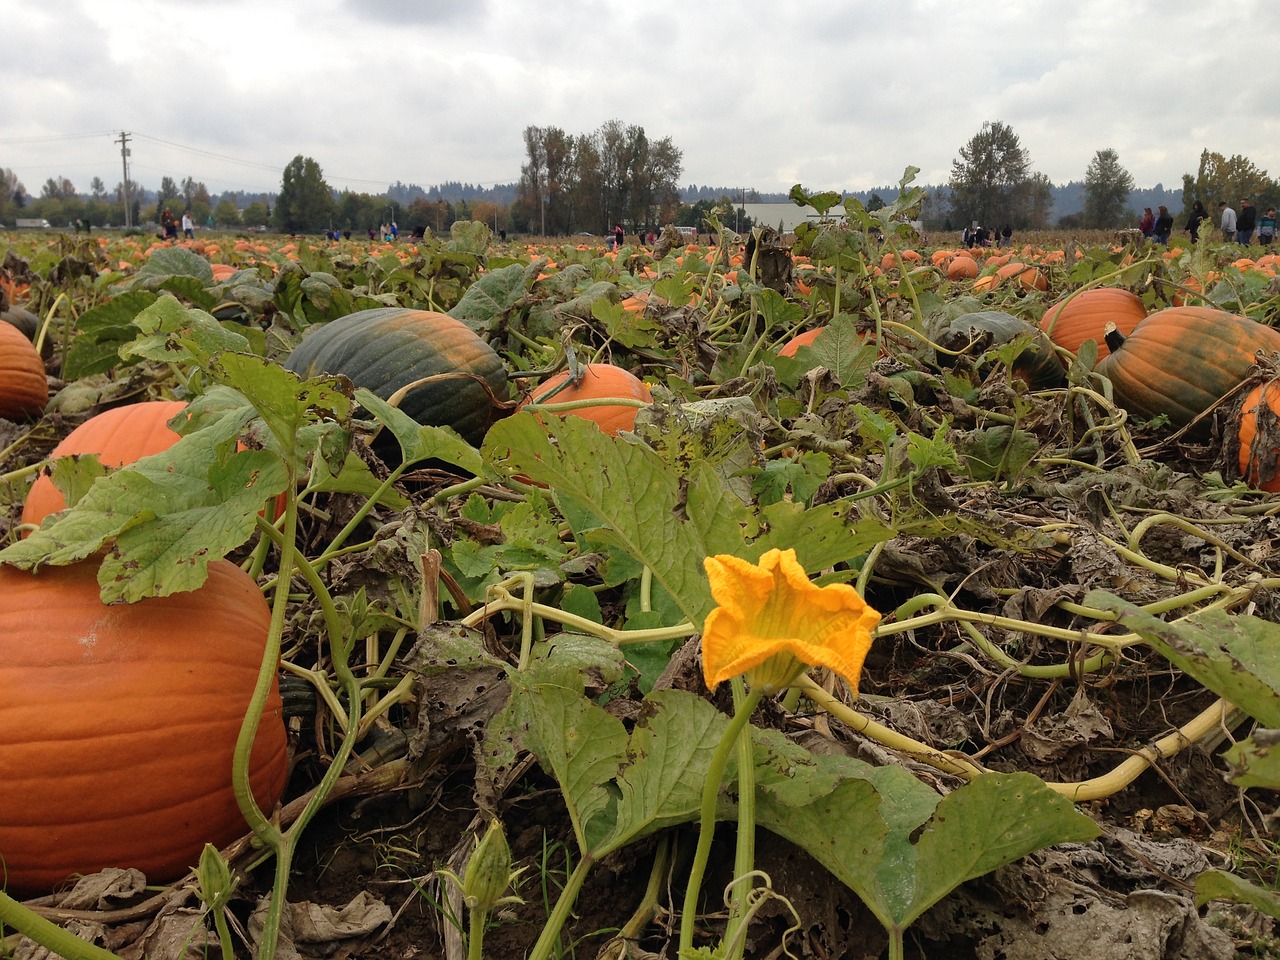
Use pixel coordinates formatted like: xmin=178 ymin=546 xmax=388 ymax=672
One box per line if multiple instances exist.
xmin=116 ymin=131 xmax=132 ymax=229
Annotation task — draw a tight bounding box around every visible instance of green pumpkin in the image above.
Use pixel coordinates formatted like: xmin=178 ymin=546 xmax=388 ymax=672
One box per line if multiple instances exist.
xmin=284 ymin=308 xmax=509 ymax=446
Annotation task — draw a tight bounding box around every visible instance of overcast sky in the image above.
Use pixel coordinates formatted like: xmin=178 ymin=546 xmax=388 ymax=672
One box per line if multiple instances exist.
xmin=3 ymin=0 xmax=1275 ymax=199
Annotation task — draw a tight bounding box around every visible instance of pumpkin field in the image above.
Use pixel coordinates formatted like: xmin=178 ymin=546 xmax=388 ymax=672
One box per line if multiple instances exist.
xmin=1 ymin=186 xmax=1279 ymax=960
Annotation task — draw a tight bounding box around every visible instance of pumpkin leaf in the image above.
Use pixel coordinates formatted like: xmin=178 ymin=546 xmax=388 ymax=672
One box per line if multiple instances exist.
xmin=0 ymin=416 xmax=287 ymax=601
xmin=757 ymin=769 xmax=1099 ymax=935
xmin=1085 ymin=591 xmax=1280 ymax=726
xmin=62 ymin=290 xmax=158 ymax=379
xmin=1220 ymin=729 xmax=1280 ymax=789
xmin=121 ymin=296 xmax=251 ymax=367
xmin=595 ymin=690 xmax=730 ymax=856
xmin=448 ymin=261 xmax=537 ymax=333
xmin=1195 ymin=869 xmax=1280 ymax=920
xmin=354 ymin=388 xmax=485 ymax=474
xmin=485 ymin=413 xmax=743 ymax=625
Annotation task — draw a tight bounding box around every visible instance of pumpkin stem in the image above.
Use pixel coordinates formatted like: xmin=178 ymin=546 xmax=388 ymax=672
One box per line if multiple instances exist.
xmin=1102 ymin=321 xmax=1125 ymax=353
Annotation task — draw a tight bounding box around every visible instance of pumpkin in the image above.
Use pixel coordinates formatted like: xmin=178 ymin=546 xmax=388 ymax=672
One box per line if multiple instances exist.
xmin=524 ymin=363 xmax=653 ymax=435
xmin=0 ymin=318 xmax=47 ymax=420
xmin=284 ymin=308 xmax=508 ymax=446
xmin=940 ymin=311 xmax=1065 ymax=389
xmin=22 ymin=400 xmax=188 ymax=530
xmin=1236 ymin=381 xmax=1280 ymax=491
xmin=995 ymin=261 xmax=1047 ymax=291
xmin=1 ymin=305 xmax=40 ymax=341
xmin=1095 ymin=306 xmax=1280 ymax=427
xmin=946 ymin=256 xmax=979 ymax=280
xmin=1039 ymin=288 xmax=1146 ymax=359
xmin=209 ymin=262 xmax=238 ymax=282
xmin=0 ymin=557 xmax=289 ymax=893
xmin=779 ymin=327 xmax=826 ymax=357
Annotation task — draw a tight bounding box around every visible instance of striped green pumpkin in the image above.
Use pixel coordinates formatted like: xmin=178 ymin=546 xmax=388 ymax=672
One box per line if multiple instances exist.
xmin=284 ymin=308 xmax=509 ymax=446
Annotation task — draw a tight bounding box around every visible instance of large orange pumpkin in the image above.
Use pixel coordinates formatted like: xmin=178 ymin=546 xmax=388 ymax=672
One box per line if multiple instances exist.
xmin=0 ymin=318 xmax=47 ymax=420
xmin=0 ymin=557 xmax=289 ymax=894
xmin=523 ymin=363 xmax=653 ymax=435
xmin=1039 ymin=288 xmax=1147 ymax=359
xmin=22 ymin=400 xmax=188 ymax=529
xmin=1095 ymin=307 xmax=1280 ymax=427
xmin=1236 ymin=381 xmax=1280 ymax=491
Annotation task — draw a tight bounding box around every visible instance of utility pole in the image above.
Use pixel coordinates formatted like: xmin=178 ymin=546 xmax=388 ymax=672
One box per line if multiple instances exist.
xmin=116 ymin=131 xmax=132 ymax=229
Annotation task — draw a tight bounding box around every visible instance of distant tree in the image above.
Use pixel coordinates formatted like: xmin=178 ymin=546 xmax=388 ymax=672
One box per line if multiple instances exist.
xmin=518 ymin=120 xmax=682 ymax=235
xmin=151 ymin=176 xmax=181 ymax=222
xmin=1022 ymin=172 xmax=1055 ymax=229
xmin=866 ymin=192 xmax=886 ymax=212
xmin=89 ymin=176 xmax=107 ymax=200
xmin=273 ymin=156 xmax=333 ymax=233
xmin=41 ymin=176 xmax=77 ymax=201
xmin=1083 ymin=149 xmax=1135 ymax=227
xmin=213 ymin=198 xmax=241 ymax=227
xmin=0 ymin=167 xmax=25 ymax=224
xmin=407 ymin=197 xmax=453 ymax=235
xmin=241 ymin=200 xmax=270 ymax=229
xmin=1180 ymin=149 xmax=1278 ymax=215
xmin=948 ymin=120 xmax=1031 ymax=228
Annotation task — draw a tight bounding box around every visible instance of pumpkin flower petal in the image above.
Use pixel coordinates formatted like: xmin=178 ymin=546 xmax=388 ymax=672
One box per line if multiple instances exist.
xmin=701 ymin=548 xmax=880 ymax=694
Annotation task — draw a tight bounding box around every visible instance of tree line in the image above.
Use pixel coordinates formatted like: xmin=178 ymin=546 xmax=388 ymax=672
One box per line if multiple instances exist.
xmin=512 ymin=120 xmax=683 ymax=235
xmin=941 ymin=120 xmax=1280 ymax=234
xmin=5 ymin=120 xmax=1277 ymax=236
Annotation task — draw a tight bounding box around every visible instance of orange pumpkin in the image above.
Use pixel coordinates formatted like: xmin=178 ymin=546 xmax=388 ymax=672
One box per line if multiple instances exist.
xmin=524 ymin=363 xmax=652 ymax=435
xmin=946 ymin=257 xmax=979 ymax=280
xmin=209 ymin=262 xmax=237 ymax=282
xmin=995 ymin=261 xmax=1047 ymax=291
xmin=22 ymin=401 xmax=188 ymax=529
xmin=779 ymin=327 xmax=825 ymax=357
xmin=1096 ymin=307 xmax=1280 ymax=427
xmin=0 ymin=557 xmax=289 ymax=893
xmin=0 ymin=319 xmax=47 ymax=420
xmin=1237 ymin=381 xmax=1280 ymax=491
xmin=1039 ymin=288 xmax=1147 ymax=359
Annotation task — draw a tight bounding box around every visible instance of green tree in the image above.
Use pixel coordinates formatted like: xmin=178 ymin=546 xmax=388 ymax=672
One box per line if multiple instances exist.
xmin=0 ymin=168 xmax=26 ymax=225
xmin=1180 ymin=149 xmax=1278 ymax=215
xmin=518 ymin=121 xmax=682 ymax=235
xmin=241 ymin=199 xmax=270 ymax=228
xmin=1083 ymin=149 xmax=1135 ymax=227
xmin=947 ymin=120 xmax=1031 ymax=229
xmin=273 ymin=155 xmax=333 ymax=233
xmin=213 ymin=198 xmax=241 ymax=227
xmin=40 ymin=176 xmax=77 ymax=201
xmin=153 ymin=176 xmax=180 ymax=221
xmin=1022 ymin=172 xmax=1055 ymax=229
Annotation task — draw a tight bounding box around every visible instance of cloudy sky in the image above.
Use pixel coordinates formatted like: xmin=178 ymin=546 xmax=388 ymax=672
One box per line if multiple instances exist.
xmin=3 ymin=0 xmax=1275 ymax=199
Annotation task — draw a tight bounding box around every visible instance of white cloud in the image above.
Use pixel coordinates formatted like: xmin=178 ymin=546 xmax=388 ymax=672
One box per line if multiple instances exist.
xmin=1 ymin=0 xmax=1276 ymax=199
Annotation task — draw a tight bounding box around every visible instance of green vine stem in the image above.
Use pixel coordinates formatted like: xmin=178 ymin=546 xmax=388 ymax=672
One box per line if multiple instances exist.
xmin=525 ymin=855 xmax=596 ymax=960
xmin=0 ymin=890 xmax=125 ymax=960
xmin=679 ymin=685 xmax=766 ymax=956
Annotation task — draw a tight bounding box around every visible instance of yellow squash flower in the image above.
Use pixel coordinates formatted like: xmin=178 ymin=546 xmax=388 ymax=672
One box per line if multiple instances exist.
xmin=702 ymin=548 xmax=881 ymax=694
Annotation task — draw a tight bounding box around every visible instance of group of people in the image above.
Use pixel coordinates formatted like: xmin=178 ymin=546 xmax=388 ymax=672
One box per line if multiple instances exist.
xmin=158 ymin=208 xmax=195 ymax=241
xmin=1139 ymin=198 xmax=1277 ymax=245
xmin=961 ymin=224 xmax=1013 ymax=248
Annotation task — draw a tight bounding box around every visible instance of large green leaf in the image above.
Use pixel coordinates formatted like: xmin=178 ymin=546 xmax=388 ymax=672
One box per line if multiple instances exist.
xmin=757 ymin=768 xmax=1098 ymax=935
xmin=486 ymin=413 xmax=744 ymax=625
xmin=0 ymin=415 xmax=286 ymax=601
xmin=596 ymin=690 xmax=730 ymax=856
xmin=1087 ymin=591 xmax=1280 ymax=726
